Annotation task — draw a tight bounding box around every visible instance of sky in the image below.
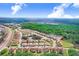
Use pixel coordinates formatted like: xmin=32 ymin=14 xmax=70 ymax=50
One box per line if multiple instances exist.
xmin=0 ymin=3 xmax=79 ymax=18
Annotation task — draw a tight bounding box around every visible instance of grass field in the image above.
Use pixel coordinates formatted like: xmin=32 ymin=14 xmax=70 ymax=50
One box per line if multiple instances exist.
xmin=60 ymin=40 xmax=73 ymax=48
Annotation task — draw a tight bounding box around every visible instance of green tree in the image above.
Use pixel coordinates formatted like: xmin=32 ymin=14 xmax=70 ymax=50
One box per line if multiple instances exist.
xmin=15 ymin=50 xmax=23 ymax=56
xmin=42 ymin=51 xmax=59 ymax=56
xmin=68 ymin=48 xmax=79 ymax=56
xmin=0 ymin=48 xmax=9 ymax=56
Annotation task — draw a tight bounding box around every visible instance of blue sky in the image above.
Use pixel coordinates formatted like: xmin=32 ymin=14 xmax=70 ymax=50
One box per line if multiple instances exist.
xmin=0 ymin=3 xmax=79 ymax=18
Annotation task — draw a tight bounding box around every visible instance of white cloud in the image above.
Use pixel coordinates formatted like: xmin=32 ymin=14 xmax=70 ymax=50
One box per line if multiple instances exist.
xmin=48 ymin=3 xmax=72 ymax=18
xmin=48 ymin=7 xmax=64 ymax=18
xmin=11 ymin=3 xmax=26 ymax=15
xmin=75 ymin=16 xmax=79 ymax=18
xmin=48 ymin=3 xmax=79 ymax=18
xmin=63 ymin=15 xmax=73 ymax=18
xmin=73 ymin=3 xmax=79 ymax=8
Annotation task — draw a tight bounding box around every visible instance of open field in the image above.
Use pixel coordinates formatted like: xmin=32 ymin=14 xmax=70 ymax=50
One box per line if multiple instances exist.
xmin=60 ymin=40 xmax=73 ymax=48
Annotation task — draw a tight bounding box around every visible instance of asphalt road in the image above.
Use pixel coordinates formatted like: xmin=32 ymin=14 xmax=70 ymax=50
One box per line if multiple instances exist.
xmin=0 ymin=26 xmax=13 ymax=51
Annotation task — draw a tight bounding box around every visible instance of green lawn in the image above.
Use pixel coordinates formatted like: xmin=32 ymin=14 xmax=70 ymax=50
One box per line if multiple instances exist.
xmin=63 ymin=49 xmax=68 ymax=56
xmin=61 ymin=40 xmax=73 ymax=48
